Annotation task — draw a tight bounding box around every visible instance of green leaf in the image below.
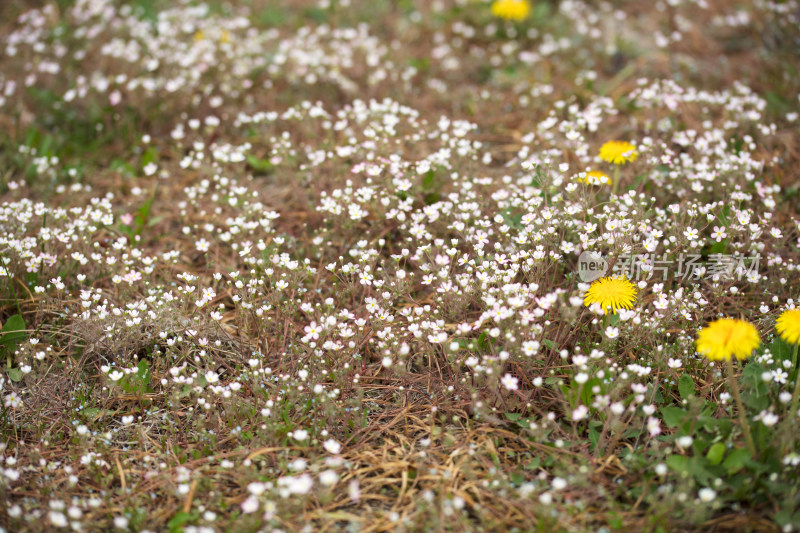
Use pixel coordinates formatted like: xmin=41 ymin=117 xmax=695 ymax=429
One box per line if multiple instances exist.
xmin=422 ymin=169 xmax=436 ymax=190
xmin=588 ymin=426 xmax=600 ymax=451
xmin=666 ymin=454 xmax=690 ymax=474
xmin=501 ymin=208 xmax=523 ymax=230
xmin=135 ymin=191 xmax=157 ymax=236
xmin=707 ymin=239 xmax=728 ymax=255
xmin=81 ymin=407 xmax=105 ymax=420
xmin=505 ymin=412 xmax=522 ymax=422
xmin=141 ymin=146 xmax=159 ymax=168
xmin=246 ymin=154 xmax=274 ymax=174
xmin=706 ymin=442 xmax=726 ymax=465
xmin=722 ymin=448 xmax=750 ymax=473
xmin=137 ymin=359 xmax=151 ymax=381
xmin=167 ymin=511 xmax=192 ymax=533
xmin=121 ymin=359 xmax=153 ymax=394
xmin=719 ymin=205 xmax=730 ymax=226
xmin=1 ymin=314 xmax=27 ymax=348
xmin=661 ymin=406 xmax=686 ymax=428
xmin=768 ymin=337 xmax=794 ymax=363
xmin=689 ymin=456 xmax=714 ymax=484
xmin=6 ymin=367 xmax=22 ymax=382
xmin=678 ymin=374 xmax=695 ymax=399
xmin=524 ymin=457 xmax=541 ymax=470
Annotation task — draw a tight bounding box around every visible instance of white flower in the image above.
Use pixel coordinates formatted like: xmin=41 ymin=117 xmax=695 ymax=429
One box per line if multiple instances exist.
xmin=289 ymin=458 xmax=307 ymax=471
xmin=348 ymin=480 xmax=361 ymax=502
xmin=323 ymin=439 xmax=342 ymax=455
xmin=647 ymin=417 xmax=661 ymax=436
xmin=319 ymin=470 xmax=339 ymax=487
xmin=241 ymin=497 xmax=259 ymax=514
xmin=4 ymin=392 xmax=22 ymax=408
xmin=676 ymin=436 xmax=693 ymax=449
xmin=247 ymin=482 xmax=267 ymax=495
xmin=604 ymin=326 xmax=619 ymax=339
xmin=501 ymin=373 xmax=519 ymax=391
xmin=698 ymin=488 xmax=716 ymax=502
xmin=292 ymin=429 xmax=309 ymax=441
xmin=572 ymin=405 xmax=589 ymax=421
xmin=280 ymin=473 xmax=313 ymax=495
xmin=758 ymin=411 xmax=779 ymax=426
xmin=49 ymin=511 xmax=68 ymax=528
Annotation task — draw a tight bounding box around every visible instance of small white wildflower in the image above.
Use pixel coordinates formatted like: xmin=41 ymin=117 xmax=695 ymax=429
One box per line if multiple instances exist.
xmin=698 ymin=488 xmax=716 ymax=502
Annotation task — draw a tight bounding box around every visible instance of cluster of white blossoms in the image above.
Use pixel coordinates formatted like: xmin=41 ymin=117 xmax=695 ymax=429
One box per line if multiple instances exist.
xmin=0 ymin=0 xmax=799 ymax=530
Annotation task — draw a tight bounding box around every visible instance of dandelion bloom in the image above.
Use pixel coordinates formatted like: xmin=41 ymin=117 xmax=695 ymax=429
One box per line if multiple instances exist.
xmin=583 ymin=276 xmax=637 ymax=313
xmin=776 ymin=309 xmax=800 ymax=344
xmin=598 ymin=140 xmax=638 ymax=165
xmin=491 ymin=0 xmax=531 ymax=21
xmin=579 ymin=170 xmax=611 ymax=185
xmin=696 ymin=318 xmax=760 ymax=361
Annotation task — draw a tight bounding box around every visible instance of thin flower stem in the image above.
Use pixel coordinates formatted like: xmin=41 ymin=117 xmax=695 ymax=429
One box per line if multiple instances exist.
xmin=612 ymin=166 xmax=620 ymax=196
xmin=1 ymin=253 xmax=22 ymax=317
xmin=726 ymin=357 xmax=757 ymax=458
xmin=781 ymin=343 xmax=800 ymax=453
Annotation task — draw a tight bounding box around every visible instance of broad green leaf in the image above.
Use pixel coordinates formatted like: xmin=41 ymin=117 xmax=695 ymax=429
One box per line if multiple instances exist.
xmin=722 ymin=448 xmax=750 ymax=473
xmin=6 ymin=367 xmax=22 ymax=382
xmin=246 ymin=154 xmax=274 ymax=174
xmin=137 ymin=359 xmax=151 ymax=381
xmin=588 ymin=426 xmax=600 ymax=451
xmin=422 ymin=169 xmax=436 ymax=190
xmin=706 ymin=442 xmax=726 ymax=465
xmin=678 ymin=374 xmax=695 ymax=399
xmin=689 ymin=456 xmax=714 ymax=484
xmin=661 ymin=406 xmax=686 ymax=428
xmin=1 ymin=314 xmax=27 ymax=348
xmin=524 ymin=457 xmax=541 ymax=470
xmin=768 ymin=337 xmax=794 ymax=363
xmin=707 ymin=239 xmax=728 ymax=255
xmin=82 ymin=407 xmax=105 ymax=420
xmin=168 ymin=511 xmax=192 ymax=533
xmin=666 ymin=454 xmax=690 ymax=474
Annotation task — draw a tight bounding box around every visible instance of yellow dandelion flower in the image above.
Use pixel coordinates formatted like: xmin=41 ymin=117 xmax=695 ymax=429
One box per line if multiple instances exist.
xmin=696 ymin=318 xmax=760 ymax=361
xmin=194 ymin=30 xmax=205 ymax=42
xmin=578 ymin=170 xmax=612 ymax=186
xmin=583 ymin=276 xmax=637 ymax=313
xmin=491 ymin=0 xmax=531 ymax=21
xmin=598 ymin=140 xmax=638 ymax=165
xmin=776 ymin=309 xmax=800 ymax=345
